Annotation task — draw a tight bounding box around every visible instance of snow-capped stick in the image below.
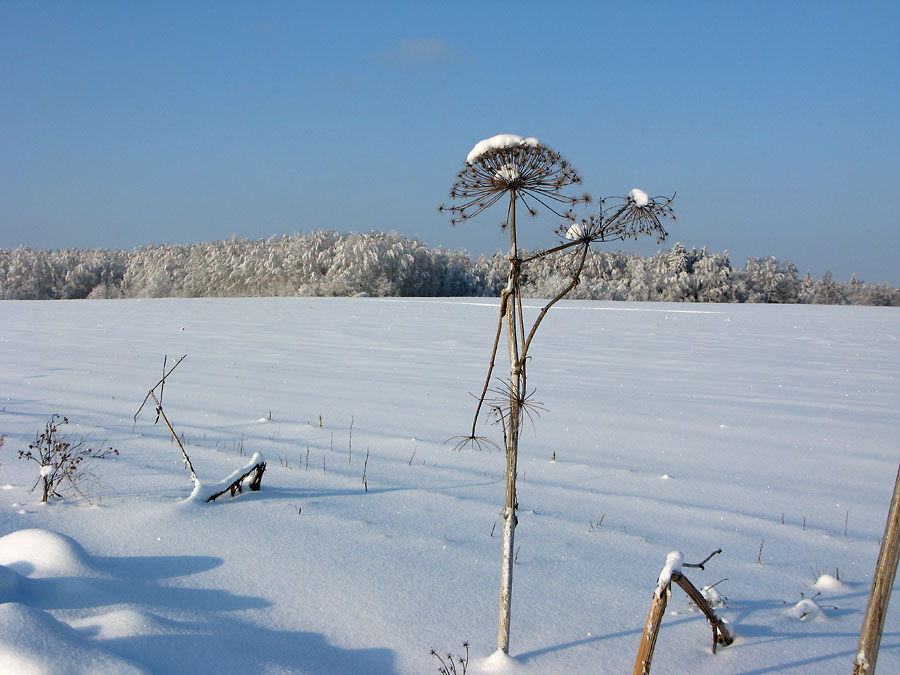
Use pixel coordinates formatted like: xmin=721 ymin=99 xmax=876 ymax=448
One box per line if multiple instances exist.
xmin=655 ymin=551 xmax=684 ymax=595
xmin=635 ymin=550 xmax=733 ymax=674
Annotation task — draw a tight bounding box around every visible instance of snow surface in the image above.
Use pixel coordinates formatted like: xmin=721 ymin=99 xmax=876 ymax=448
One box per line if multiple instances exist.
xmin=1 ymin=297 xmax=899 ymax=673
xmin=466 ymin=135 xmax=539 ymax=164
xmin=629 ymin=188 xmax=650 ymax=207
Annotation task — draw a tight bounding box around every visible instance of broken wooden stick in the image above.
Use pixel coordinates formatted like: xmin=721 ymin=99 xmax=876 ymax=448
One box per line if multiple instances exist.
xmin=633 ymin=550 xmax=733 ymax=675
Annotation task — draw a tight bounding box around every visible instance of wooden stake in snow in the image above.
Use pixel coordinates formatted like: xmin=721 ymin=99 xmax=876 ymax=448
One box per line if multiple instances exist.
xmin=633 ymin=550 xmax=733 ymax=675
xmin=854 ymin=462 xmax=900 ymax=674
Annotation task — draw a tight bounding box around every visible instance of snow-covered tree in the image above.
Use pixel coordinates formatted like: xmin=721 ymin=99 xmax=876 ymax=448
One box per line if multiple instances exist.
xmin=2 ymin=236 xmax=896 ymax=305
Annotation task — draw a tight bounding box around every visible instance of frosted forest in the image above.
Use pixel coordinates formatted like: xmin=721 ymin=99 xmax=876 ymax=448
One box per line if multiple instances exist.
xmin=2 ymin=231 xmax=898 ymax=305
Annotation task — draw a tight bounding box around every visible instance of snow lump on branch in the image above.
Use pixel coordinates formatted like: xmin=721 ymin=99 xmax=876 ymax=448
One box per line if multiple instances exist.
xmin=656 ymin=550 xmax=683 ymax=596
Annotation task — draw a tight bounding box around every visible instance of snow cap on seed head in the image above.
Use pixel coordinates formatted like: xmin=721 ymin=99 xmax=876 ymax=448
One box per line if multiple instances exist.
xmin=628 ymin=188 xmax=650 ymax=207
xmin=466 ymin=134 xmax=539 ymax=164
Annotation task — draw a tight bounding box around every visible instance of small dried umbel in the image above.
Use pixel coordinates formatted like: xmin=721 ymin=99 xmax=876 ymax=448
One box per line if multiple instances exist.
xmin=440 ymin=135 xmax=590 ymax=226
xmin=560 ymin=191 xmax=676 ymax=247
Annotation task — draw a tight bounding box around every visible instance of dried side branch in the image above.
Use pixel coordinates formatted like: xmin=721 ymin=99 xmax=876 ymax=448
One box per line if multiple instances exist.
xmin=134 ymin=354 xmax=187 ymax=424
xmin=519 ymin=242 xmax=591 ymax=361
xmin=684 ymin=548 xmax=723 ymax=570
xmin=673 ymin=573 xmax=734 ymax=652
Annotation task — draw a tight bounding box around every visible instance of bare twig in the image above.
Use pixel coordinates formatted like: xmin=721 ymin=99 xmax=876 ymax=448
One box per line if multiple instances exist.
xmin=134 ymin=354 xmax=187 ymax=425
xmin=362 ymin=449 xmax=369 ymax=492
xmin=683 ymin=548 xmax=723 ymax=571
xmin=134 ymin=356 xmax=196 ymax=482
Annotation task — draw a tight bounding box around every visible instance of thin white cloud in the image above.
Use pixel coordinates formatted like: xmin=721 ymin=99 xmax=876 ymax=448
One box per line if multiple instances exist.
xmin=373 ymin=37 xmax=461 ymax=67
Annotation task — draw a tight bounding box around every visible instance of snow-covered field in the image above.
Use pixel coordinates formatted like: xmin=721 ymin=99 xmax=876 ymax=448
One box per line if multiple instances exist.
xmin=1 ymin=297 xmax=898 ymax=674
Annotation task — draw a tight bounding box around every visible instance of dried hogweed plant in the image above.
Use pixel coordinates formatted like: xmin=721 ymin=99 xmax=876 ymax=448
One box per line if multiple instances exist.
xmin=441 ymin=134 xmax=674 ymax=654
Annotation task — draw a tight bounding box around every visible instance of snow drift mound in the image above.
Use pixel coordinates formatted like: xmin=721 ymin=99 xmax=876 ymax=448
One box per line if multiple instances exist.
xmin=0 ymin=529 xmax=99 ymax=578
xmin=0 ymin=603 xmax=149 ymax=675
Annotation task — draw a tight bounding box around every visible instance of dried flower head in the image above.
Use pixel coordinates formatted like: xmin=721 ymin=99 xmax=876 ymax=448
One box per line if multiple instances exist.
xmin=558 ymin=191 xmax=676 ymax=245
xmin=487 ymin=380 xmax=546 ymax=432
xmin=440 ymin=134 xmax=590 ymax=227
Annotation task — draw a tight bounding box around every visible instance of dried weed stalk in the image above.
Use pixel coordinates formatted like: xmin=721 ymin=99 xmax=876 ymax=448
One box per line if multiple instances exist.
xmin=442 ymin=135 xmax=674 ymax=653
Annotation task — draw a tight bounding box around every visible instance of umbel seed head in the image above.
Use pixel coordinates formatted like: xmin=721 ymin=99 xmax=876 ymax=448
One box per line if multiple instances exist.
xmin=441 ymin=134 xmax=589 ymax=226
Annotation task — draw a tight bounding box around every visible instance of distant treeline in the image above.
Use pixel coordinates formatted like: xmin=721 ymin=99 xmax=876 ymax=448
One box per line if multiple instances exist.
xmin=1 ymin=230 xmax=897 ymax=305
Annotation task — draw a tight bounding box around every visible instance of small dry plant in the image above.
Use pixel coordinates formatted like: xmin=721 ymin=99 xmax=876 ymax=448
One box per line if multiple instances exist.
xmin=430 ymin=642 xmax=469 ymax=675
xmin=18 ymin=415 xmax=118 ymax=503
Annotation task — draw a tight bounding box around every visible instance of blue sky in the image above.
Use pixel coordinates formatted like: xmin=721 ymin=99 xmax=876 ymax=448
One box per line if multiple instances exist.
xmin=2 ymin=1 xmax=898 ymax=284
